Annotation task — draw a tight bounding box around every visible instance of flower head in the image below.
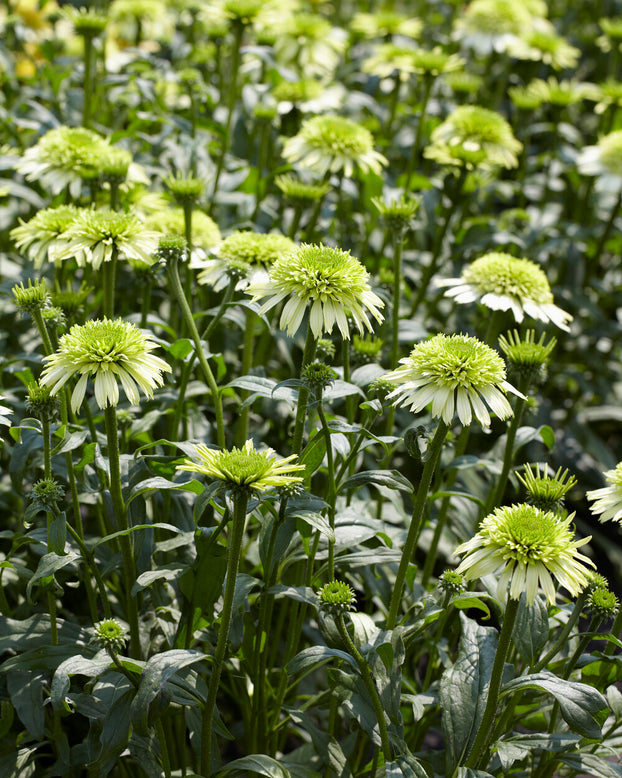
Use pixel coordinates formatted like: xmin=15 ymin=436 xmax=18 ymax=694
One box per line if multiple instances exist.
xmin=424 ymin=106 xmax=522 ymax=170
xmin=577 ymin=130 xmax=622 ymax=190
xmin=272 ymin=12 xmax=345 ymax=78
xmin=498 ymin=329 xmax=556 ymax=382
xmin=177 ymin=439 xmax=304 ymax=494
xmin=63 ymin=6 xmax=109 ymax=38
xmin=246 ymin=243 xmax=384 ymax=340
xmin=455 ymin=504 xmax=594 ymax=604
xmin=445 ymin=71 xmax=483 ymax=96
xmin=40 ymin=318 xmax=171 ymax=413
xmin=30 ymin=478 xmax=65 ymax=515
xmin=586 ymin=587 xmax=618 ymax=622
xmin=197 ymin=231 xmax=296 ymax=291
xmin=143 ymin=207 xmax=221 ymax=256
xmin=12 ymin=278 xmax=50 ymax=316
xmin=587 ymin=462 xmax=622 ymax=524
xmin=508 ymin=19 xmax=580 ymax=69
xmin=302 ymin=361 xmax=338 ymax=392
xmin=282 ymin=115 xmax=387 ymax=178
xmin=439 ymin=569 xmax=466 ymax=596
xmin=385 ymin=333 xmax=521 ymax=427
xmin=92 ymin=619 xmax=129 ymax=653
xmin=11 ymin=205 xmax=82 ymax=268
xmin=26 ymin=381 xmax=59 ymax=423
xmin=436 ymin=252 xmax=572 ymax=331
xmin=525 ymin=77 xmax=591 ymax=108
xmin=317 ymin=580 xmax=356 ymax=616
xmin=350 ymin=10 xmax=422 ymax=40
xmin=55 ymin=210 xmax=159 ymax=269
xmin=453 ymin=0 xmax=544 ymax=55
xmin=164 ymin=172 xmax=205 ymax=206
xmin=274 ymin=173 xmax=331 ymax=204
xmin=517 ymin=463 xmax=577 ymax=513
xmin=372 ymin=193 xmax=420 ymax=233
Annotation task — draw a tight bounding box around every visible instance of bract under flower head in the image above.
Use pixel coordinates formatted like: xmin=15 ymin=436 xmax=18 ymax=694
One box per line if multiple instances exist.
xmin=274 ymin=173 xmax=331 ymax=203
xmin=40 ymin=318 xmax=171 ymax=413
xmin=424 ymin=106 xmax=522 ymax=170
xmin=197 ymin=231 xmax=296 ymax=291
xmin=436 ymin=252 xmax=572 ymax=331
xmin=586 ymin=462 xmax=622 ymax=524
xmin=176 ymin=439 xmax=304 ymax=493
xmin=246 ymin=243 xmax=384 ymax=340
xmin=350 ymin=10 xmax=422 ymax=40
xmin=282 ymin=115 xmax=387 ymax=178
xmin=385 ymin=333 xmax=522 ymax=427
xmin=455 ymin=503 xmax=594 ymax=604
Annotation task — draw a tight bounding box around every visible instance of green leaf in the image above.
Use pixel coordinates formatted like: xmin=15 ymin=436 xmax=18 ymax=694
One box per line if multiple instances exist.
xmin=295 ymin=512 xmax=334 ymax=541
xmin=216 ymin=754 xmax=291 ymax=777
xmin=48 ymin=511 xmax=67 ymax=555
xmin=340 ymin=469 xmax=413 ymax=494
xmin=130 ymin=649 xmax=207 ymax=735
xmin=132 ymin=563 xmax=186 ymax=595
xmin=385 ymin=755 xmax=430 ymax=778
xmin=26 ymin=551 xmax=80 ymax=602
xmin=557 ymin=753 xmax=622 ymax=778
xmin=51 ymin=653 xmax=112 ymax=712
xmin=512 ymin=425 xmax=555 ymax=454
xmin=299 ymin=431 xmax=326 ymax=478
xmin=511 ymin=594 xmax=549 ymax=666
xmin=287 ymin=646 xmax=358 ymax=677
xmin=439 ymin=615 xmax=499 ymax=773
xmin=494 ymin=733 xmax=580 ymax=770
xmin=51 ymin=429 xmax=89 ymax=456
xmin=0 ymin=615 xmax=88 ymax=651
xmin=285 ymin=708 xmax=353 ymax=778
xmin=7 ymin=671 xmax=45 ymax=738
xmin=127 ymin=476 xmax=203 ymax=504
xmin=91 ymin=522 xmax=181 ymax=549
xmin=500 ymin=671 xmax=609 ymax=738
xmin=165 ymin=338 xmax=194 ymax=360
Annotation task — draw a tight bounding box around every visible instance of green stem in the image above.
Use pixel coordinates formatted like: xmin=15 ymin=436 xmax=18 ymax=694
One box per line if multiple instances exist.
xmin=386 ymin=420 xmax=449 ymax=629
xmin=102 ymin=247 xmax=118 ymax=319
xmin=317 ymin=398 xmax=337 ymax=581
xmin=291 ymin=325 xmax=317 ymax=455
xmin=200 ymin=490 xmax=249 ymax=777
xmin=335 ymin=613 xmax=392 ymax=763
xmin=82 ymin=35 xmax=94 ymax=128
xmin=532 ymin=592 xmax=588 ymax=672
xmin=405 ymin=76 xmax=434 ymax=190
xmin=484 ymin=374 xmax=530 ymax=515
xmin=235 ymin=309 xmax=256 ymax=447
xmin=166 ymin=257 xmax=225 ymax=448
xmin=420 ymin=425 xmax=471 ymax=587
xmin=589 ymin=188 xmax=622 ymax=279
xmin=42 ymin=416 xmax=58 ymax=646
xmin=463 ymin=596 xmax=521 ymax=770
xmin=210 ymin=19 xmax=245 ymax=210
xmin=155 ymin=719 xmax=172 ymax=778
xmin=31 ymin=308 xmax=54 ymax=357
xmin=103 ymin=404 xmax=141 ymax=658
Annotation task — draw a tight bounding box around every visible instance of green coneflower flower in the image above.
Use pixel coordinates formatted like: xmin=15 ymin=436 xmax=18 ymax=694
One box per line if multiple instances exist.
xmin=362 ymin=43 xmax=424 ymax=80
xmin=92 ymin=618 xmax=129 ymax=653
xmin=385 ymin=333 xmax=522 ymax=427
xmin=517 ymin=463 xmax=577 ymax=513
xmin=498 ymin=330 xmax=556 ymax=383
xmin=436 ymin=252 xmax=572 ymax=330
xmin=12 ymin=278 xmax=50 ymax=316
xmin=424 ymin=106 xmax=522 ymax=170
xmin=585 ymin=79 xmax=622 ymax=115
xmin=598 ymin=17 xmax=622 ymax=53
xmin=272 ymin=78 xmax=324 ymax=106
xmin=317 ymin=580 xmax=356 ymax=616
xmin=445 ymin=71 xmax=483 ymax=96
xmin=274 ymin=173 xmax=331 ymax=203
xmin=508 ymin=84 xmax=545 ymax=111
xmin=587 ymin=463 xmax=622 ymax=524
xmin=40 ymin=318 xmax=171 ymax=413
xmin=25 ymin=381 xmax=59 ymax=423
xmin=143 ymin=207 xmax=221 ymax=256
xmin=196 ymin=231 xmax=296 ymax=291
xmin=408 ymin=47 xmax=465 ymax=77
xmin=31 ymin=478 xmax=65 ymax=515
xmin=55 ymin=210 xmax=159 ymax=269
xmin=453 ymin=0 xmax=544 ymax=55
xmin=17 ymin=127 xmax=110 ymax=198
xmin=577 ymin=130 xmax=622 ymax=189
xmin=455 ymin=504 xmax=594 ymax=604
xmin=63 ymin=6 xmax=109 ymax=38
xmin=302 ymin=361 xmax=338 ymax=391
xmin=222 ymin=0 xmax=263 ymax=24
xmin=246 ymin=243 xmax=384 ymax=340
xmin=282 ymin=115 xmax=388 ymax=178
xmin=439 ymin=569 xmax=466 ymax=596
xmin=11 ymin=205 xmax=82 ymax=268
xmin=51 ymin=282 xmax=93 ymax=322
xmin=372 ymin=193 xmax=420 ymax=232
xmin=586 ymin=587 xmax=619 ymax=621
xmin=350 ymin=10 xmax=422 ymax=40
xmin=272 ymin=12 xmax=345 ymax=77
xmin=526 ymin=77 xmax=592 ymax=108
xmin=508 ymin=20 xmax=580 ymax=70
xmin=164 ymin=172 xmax=205 ymax=206
xmin=176 ymin=438 xmax=304 ymax=494
xmin=316 ymin=338 xmax=336 ymax=361
xmin=352 ymin=334 xmax=384 ymax=365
